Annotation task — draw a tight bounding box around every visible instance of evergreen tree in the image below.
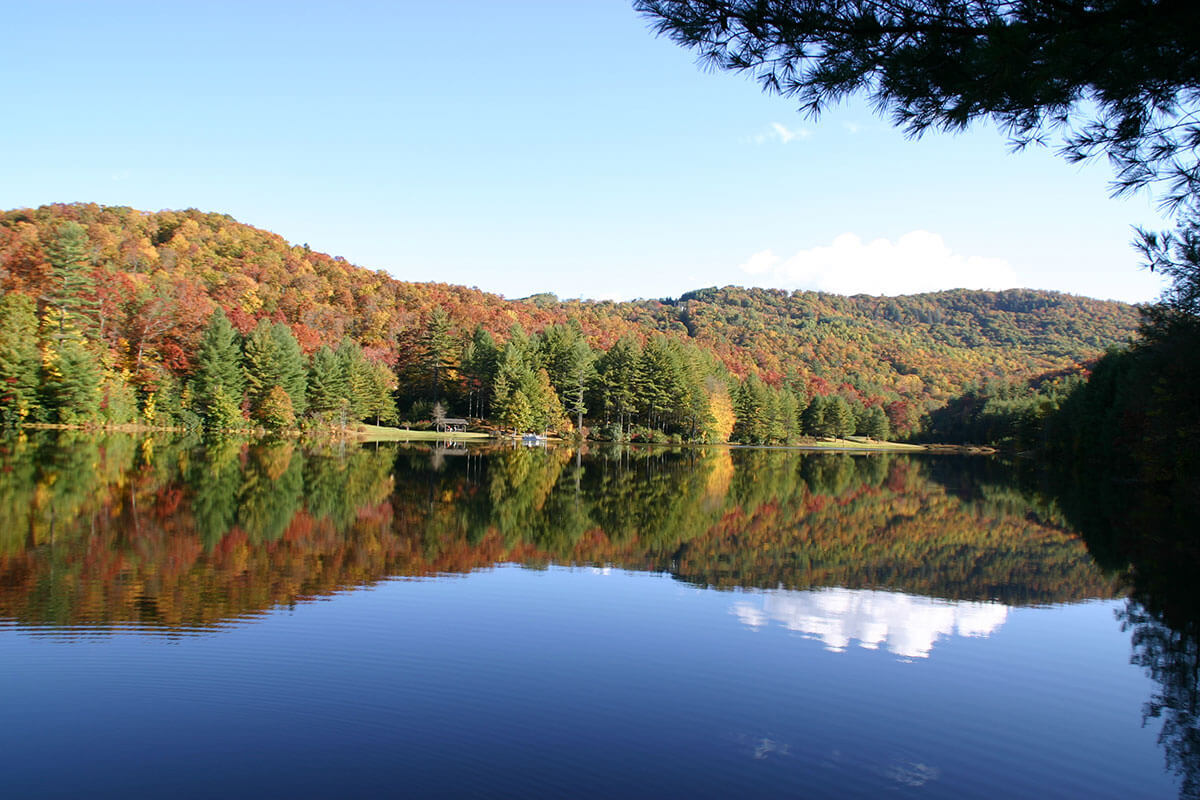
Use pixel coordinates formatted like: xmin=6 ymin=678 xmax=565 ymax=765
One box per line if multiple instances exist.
xmin=492 ymin=343 xmax=534 ymax=432
xmin=633 ymin=337 xmax=680 ymax=431
xmin=461 ymin=325 xmax=499 ymax=418
xmin=732 ymin=376 xmax=770 ymax=443
xmin=802 ymin=395 xmax=833 ymax=438
xmin=307 ymin=345 xmax=348 ymax=417
xmin=361 ymin=360 xmax=398 ymax=425
xmin=829 ymin=396 xmax=856 ymax=438
xmin=204 ymin=384 xmax=244 ymax=433
xmin=637 ymin=0 xmax=1200 ymax=209
xmin=193 ymin=309 xmax=245 ymax=429
xmin=771 ymin=387 xmax=800 ymax=444
xmin=861 ymin=405 xmax=891 ymax=440
xmin=335 ymin=339 xmax=369 ymax=420
xmin=40 ymin=329 xmax=101 ymax=425
xmin=244 ymin=320 xmax=306 ymax=423
xmin=422 ymin=306 xmax=458 ymax=402
xmin=0 ymin=294 xmax=42 ymax=426
xmin=498 ymin=387 xmax=534 ymax=434
xmin=594 ymin=335 xmax=640 ymax=434
xmin=524 ymin=367 xmax=567 ymax=433
xmin=271 ymin=322 xmax=307 ymax=417
xmin=42 ymin=222 xmax=99 ymax=340
xmin=538 ymin=323 xmax=594 ymax=434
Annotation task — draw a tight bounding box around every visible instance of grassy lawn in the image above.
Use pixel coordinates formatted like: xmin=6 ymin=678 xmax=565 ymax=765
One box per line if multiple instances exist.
xmin=354 ymin=424 xmax=494 ymax=442
xmin=798 ymin=436 xmax=928 ymax=451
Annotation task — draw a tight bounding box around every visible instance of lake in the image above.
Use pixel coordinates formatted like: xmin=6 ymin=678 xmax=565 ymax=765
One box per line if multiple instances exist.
xmin=0 ymin=434 xmax=1194 ymax=798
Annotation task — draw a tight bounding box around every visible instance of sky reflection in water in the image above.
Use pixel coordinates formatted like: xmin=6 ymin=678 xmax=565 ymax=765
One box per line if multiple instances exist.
xmin=0 ymin=435 xmax=1190 ymax=798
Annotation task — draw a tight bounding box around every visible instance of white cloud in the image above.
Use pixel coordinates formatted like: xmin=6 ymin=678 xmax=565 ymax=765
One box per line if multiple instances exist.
xmin=731 ymin=587 xmax=1009 ymax=659
xmin=771 ymin=122 xmax=811 ymax=143
xmin=748 ymin=122 xmax=813 ymax=145
xmin=737 ymin=231 xmax=1020 ymax=296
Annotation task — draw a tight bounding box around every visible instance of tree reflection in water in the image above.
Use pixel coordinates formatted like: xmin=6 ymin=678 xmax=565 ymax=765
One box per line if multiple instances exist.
xmin=0 ymin=432 xmax=1197 ymax=794
xmin=1123 ymin=601 xmax=1200 ymax=799
xmin=1048 ymin=468 xmax=1200 ymax=800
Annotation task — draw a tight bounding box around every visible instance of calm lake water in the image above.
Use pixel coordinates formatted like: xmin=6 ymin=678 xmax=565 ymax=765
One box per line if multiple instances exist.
xmin=1 ymin=435 xmax=1195 ymax=798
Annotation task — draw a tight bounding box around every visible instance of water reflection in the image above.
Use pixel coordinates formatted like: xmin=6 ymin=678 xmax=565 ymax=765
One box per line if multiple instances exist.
xmin=0 ymin=432 xmax=1196 ymax=796
xmin=731 ymin=588 xmax=1008 ymax=659
xmin=1045 ymin=471 xmax=1200 ymax=800
xmin=0 ymin=434 xmax=1119 ymax=632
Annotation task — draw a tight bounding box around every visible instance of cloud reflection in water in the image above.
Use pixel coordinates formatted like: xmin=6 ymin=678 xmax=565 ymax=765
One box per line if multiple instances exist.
xmin=731 ymin=587 xmax=1009 ymax=659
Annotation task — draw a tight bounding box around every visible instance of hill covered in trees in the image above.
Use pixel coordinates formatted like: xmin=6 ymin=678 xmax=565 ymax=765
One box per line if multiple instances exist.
xmin=0 ymin=203 xmax=1141 ymax=440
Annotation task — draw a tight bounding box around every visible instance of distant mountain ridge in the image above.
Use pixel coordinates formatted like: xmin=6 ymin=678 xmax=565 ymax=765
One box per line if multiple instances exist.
xmin=0 ymin=203 xmax=1141 ymax=430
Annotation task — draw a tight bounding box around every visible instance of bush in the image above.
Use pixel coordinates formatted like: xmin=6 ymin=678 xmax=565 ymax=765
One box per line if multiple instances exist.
xmin=594 ymin=422 xmax=625 ymax=442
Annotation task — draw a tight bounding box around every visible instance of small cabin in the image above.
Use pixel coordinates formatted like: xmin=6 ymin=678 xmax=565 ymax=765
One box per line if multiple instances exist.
xmin=435 ymin=418 xmax=469 ymax=433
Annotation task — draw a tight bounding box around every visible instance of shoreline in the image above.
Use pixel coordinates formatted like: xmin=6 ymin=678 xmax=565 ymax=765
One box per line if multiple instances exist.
xmin=10 ymin=423 xmax=996 ymax=454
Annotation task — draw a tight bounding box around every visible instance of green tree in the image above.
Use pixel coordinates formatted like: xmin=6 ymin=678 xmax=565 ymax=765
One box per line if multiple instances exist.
xmin=361 ymin=360 xmax=398 ymax=425
xmin=204 ymin=384 xmax=244 ymax=433
xmin=828 ymin=396 xmax=856 ymax=438
xmin=42 ymin=221 xmax=99 ymax=340
xmin=0 ymin=294 xmax=42 ymax=425
xmin=39 ymin=330 xmax=101 ymax=425
xmin=335 ymin=338 xmax=370 ymax=420
xmin=538 ymin=323 xmax=594 ymax=434
xmin=802 ymin=395 xmax=830 ymax=438
xmin=258 ymin=385 xmax=297 ymax=431
xmin=193 ymin=309 xmax=245 ymax=429
xmin=861 ymin=405 xmax=892 ymax=440
xmin=732 ymin=375 xmax=770 ymax=444
xmin=307 ymin=345 xmax=348 ymax=418
xmin=244 ymin=320 xmax=306 ymax=423
xmin=498 ymin=386 xmax=534 ymax=434
xmin=422 ymin=306 xmax=458 ymax=403
xmin=593 ymin=335 xmax=640 ymax=435
xmin=461 ymin=325 xmax=499 ymax=418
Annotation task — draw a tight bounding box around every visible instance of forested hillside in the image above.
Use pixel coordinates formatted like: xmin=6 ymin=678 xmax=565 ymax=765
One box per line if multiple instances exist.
xmin=0 ymin=203 xmax=1141 ymax=439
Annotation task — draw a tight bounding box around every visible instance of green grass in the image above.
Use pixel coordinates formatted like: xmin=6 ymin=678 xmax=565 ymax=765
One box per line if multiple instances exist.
xmin=354 ymin=424 xmax=493 ymax=442
xmin=797 ymin=437 xmax=927 ymax=452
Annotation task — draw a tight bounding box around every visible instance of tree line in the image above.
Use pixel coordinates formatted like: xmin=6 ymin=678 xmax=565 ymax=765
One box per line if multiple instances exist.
xmin=391 ymin=307 xmax=896 ymax=443
xmin=0 ymin=221 xmax=397 ymax=431
xmin=0 ymin=225 xmax=899 ymax=441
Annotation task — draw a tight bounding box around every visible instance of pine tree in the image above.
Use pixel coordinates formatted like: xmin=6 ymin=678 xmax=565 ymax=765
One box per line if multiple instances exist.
xmin=461 ymin=325 xmax=499 ymax=418
xmin=802 ymin=395 xmax=831 ymax=437
xmin=204 ymin=384 xmax=244 ymax=433
xmin=244 ymin=320 xmax=306 ymax=423
xmin=732 ymin=376 xmax=770 ymax=443
xmin=829 ymin=396 xmax=856 ymax=438
xmin=307 ymin=345 xmax=348 ymax=417
xmin=40 ymin=328 xmax=101 ymax=425
xmin=594 ymin=336 xmax=640 ymax=434
xmin=862 ymin=405 xmax=891 ymax=440
xmin=422 ymin=306 xmax=458 ymax=402
xmin=194 ymin=309 xmax=245 ymax=428
xmin=42 ymin=222 xmax=99 ymax=340
xmin=0 ymin=294 xmax=42 ymax=426
xmin=271 ymin=323 xmax=307 ymax=417
xmin=524 ymin=368 xmax=567 ymax=433
xmin=335 ymin=339 xmax=369 ymax=420
xmin=362 ymin=361 xmax=398 ymax=425
xmin=499 ymin=388 xmax=534 ymax=434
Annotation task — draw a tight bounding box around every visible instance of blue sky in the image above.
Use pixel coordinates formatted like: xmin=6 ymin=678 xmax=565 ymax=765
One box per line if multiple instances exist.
xmin=1 ymin=1 xmax=1169 ymax=303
